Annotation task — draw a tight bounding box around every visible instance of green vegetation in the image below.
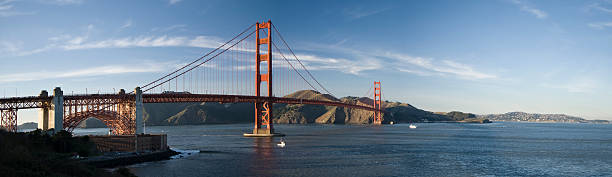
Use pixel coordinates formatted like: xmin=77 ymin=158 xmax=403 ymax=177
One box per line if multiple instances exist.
xmin=0 ymin=129 xmax=134 ymax=177
xmin=445 ymin=111 xmax=477 ymax=121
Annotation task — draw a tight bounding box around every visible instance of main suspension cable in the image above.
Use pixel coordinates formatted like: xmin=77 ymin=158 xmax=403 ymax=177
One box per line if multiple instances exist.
xmin=140 ymin=23 xmax=256 ymax=90
xmin=272 ymin=24 xmax=336 ymax=98
xmin=144 ymin=30 xmax=256 ymax=92
xmin=272 ymin=42 xmax=319 ymax=93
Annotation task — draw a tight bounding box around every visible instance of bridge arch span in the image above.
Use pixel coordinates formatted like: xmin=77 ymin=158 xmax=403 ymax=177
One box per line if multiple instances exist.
xmin=63 ymin=110 xmax=135 ymax=135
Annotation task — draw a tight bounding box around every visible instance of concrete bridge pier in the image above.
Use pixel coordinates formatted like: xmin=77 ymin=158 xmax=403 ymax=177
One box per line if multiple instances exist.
xmin=134 ymin=87 xmax=144 ymax=134
xmin=51 ymin=87 xmax=63 ymax=133
xmin=39 ymin=87 xmax=63 ymax=133
xmin=38 ymin=90 xmax=49 ymax=130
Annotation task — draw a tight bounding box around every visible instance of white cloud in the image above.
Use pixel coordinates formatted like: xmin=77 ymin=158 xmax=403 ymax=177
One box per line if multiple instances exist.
xmin=380 ymin=52 xmax=497 ymax=80
xmin=511 ymin=0 xmax=548 ymax=19
xmin=120 ymin=19 xmax=132 ymax=29
xmin=298 ymin=42 xmax=496 ymax=80
xmin=0 ymin=41 xmax=56 ymax=56
xmin=61 ymin=35 xmax=223 ymax=50
xmin=0 ymin=0 xmax=36 ymax=17
xmin=292 ymin=53 xmax=382 ymax=75
xmin=396 ymin=68 xmax=436 ymax=76
xmin=168 ymin=0 xmax=181 ymax=5
xmin=587 ymin=3 xmax=612 ymax=13
xmin=0 ymin=62 xmax=171 ymax=83
xmin=343 ymin=6 xmax=389 ymax=20
xmin=151 ymin=24 xmax=187 ymax=32
xmin=588 ymin=22 xmax=612 ymax=29
xmin=0 ymin=4 xmax=12 ymax=10
xmin=1 ymin=29 xmax=223 ymax=56
xmin=45 ymin=0 xmax=83 ymax=5
xmin=2 ymin=22 xmax=493 ymax=81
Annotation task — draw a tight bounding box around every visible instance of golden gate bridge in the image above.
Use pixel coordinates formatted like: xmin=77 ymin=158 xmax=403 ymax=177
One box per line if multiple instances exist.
xmin=0 ymin=20 xmax=384 ymax=136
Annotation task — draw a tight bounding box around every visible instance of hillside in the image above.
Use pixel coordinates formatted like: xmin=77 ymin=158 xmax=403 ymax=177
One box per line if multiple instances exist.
xmin=478 ymin=112 xmax=609 ymax=123
xmin=17 ymin=122 xmax=37 ymax=130
xmin=141 ymin=90 xmax=467 ymax=125
xmin=436 ymin=111 xmax=492 ymax=123
xmin=78 ymin=118 xmax=108 ymax=128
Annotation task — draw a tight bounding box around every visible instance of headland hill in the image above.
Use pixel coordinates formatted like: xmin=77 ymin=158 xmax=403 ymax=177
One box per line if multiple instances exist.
xmin=18 ymin=90 xmax=607 ymax=129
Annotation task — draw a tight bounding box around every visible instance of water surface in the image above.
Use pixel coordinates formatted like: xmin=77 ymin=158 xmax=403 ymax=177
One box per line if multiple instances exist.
xmin=74 ymin=122 xmax=612 ymax=176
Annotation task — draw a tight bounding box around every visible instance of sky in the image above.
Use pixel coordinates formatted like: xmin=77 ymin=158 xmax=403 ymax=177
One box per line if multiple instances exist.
xmin=1 ymin=0 xmax=612 ymax=123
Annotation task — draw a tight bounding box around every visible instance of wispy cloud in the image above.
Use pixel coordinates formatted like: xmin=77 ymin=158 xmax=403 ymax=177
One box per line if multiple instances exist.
xmin=0 ymin=23 xmax=221 ymax=56
xmin=380 ymin=52 xmax=497 ymax=80
xmin=43 ymin=0 xmax=84 ymax=5
xmin=0 ymin=1 xmax=12 ymax=10
xmin=0 ymin=62 xmax=172 ymax=83
xmin=0 ymin=0 xmax=36 ymax=17
xmin=61 ymin=35 xmax=223 ymax=50
xmin=541 ymin=77 xmax=600 ymax=93
xmin=587 ymin=2 xmax=612 ymax=13
xmin=588 ymin=22 xmax=612 ymax=29
xmin=299 ymin=42 xmax=496 ymax=80
xmin=120 ymin=19 xmax=132 ymax=29
xmin=168 ymin=0 xmax=181 ymax=5
xmin=396 ymin=68 xmax=437 ymax=76
xmin=343 ymin=6 xmax=389 ymax=20
xmin=2 ymin=22 xmax=493 ymax=81
xmin=511 ymin=0 xmax=548 ymax=19
xmin=289 ymin=53 xmax=382 ymax=75
xmin=151 ymin=24 xmax=187 ymax=32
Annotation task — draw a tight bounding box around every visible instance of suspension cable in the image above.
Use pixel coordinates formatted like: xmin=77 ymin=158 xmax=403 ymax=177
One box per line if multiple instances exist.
xmin=271 ymin=24 xmax=336 ymax=97
xmin=140 ymin=23 xmax=256 ymax=90
xmin=144 ymin=30 xmax=256 ymax=92
xmin=272 ymin=42 xmax=319 ymax=93
xmin=362 ymin=82 xmax=374 ymax=98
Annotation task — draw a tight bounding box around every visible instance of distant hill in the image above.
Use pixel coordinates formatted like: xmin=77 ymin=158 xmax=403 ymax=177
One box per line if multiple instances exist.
xmin=77 ymin=118 xmax=108 ymax=128
xmin=18 ymin=122 xmax=37 ymax=130
xmin=478 ymin=112 xmax=609 ymax=123
xmin=435 ymin=111 xmax=492 ymax=123
xmin=140 ymin=90 xmax=489 ymax=125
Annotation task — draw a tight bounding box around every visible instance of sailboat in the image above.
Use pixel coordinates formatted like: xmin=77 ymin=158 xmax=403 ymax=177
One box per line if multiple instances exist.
xmin=277 ymin=137 xmax=286 ymax=148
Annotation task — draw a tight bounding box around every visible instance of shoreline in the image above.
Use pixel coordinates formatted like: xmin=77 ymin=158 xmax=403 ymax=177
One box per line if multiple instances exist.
xmin=82 ymin=149 xmax=179 ymax=168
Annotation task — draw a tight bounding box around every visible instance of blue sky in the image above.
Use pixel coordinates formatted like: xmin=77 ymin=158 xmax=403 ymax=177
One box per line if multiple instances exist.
xmin=2 ymin=0 xmax=612 ymax=123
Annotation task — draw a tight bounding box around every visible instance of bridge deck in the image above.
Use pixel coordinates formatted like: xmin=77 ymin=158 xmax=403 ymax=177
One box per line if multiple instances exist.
xmin=0 ymin=93 xmax=376 ymax=111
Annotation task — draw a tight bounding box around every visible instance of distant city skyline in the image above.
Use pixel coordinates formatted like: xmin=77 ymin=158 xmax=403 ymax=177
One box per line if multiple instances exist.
xmin=2 ymin=0 xmax=612 ymax=123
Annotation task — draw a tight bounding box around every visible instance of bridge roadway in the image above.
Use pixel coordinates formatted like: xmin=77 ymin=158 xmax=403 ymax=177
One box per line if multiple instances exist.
xmin=0 ymin=93 xmax=377 ymax=112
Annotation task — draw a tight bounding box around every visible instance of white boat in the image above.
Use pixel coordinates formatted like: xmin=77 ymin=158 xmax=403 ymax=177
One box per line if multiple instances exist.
xmin=409 ymin=124 xmax=417 ymax=129
xmin=277 ymin=138 xmax=286 ymax=148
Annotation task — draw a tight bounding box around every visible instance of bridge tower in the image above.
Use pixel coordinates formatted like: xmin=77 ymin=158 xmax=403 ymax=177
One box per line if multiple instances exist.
xmin=373 ymin=81 xmax=382 ymax=124
xmin=252 ymin=20 xmax=273 ymax=135
xmin=246 ymin=20 xmax=282 ymax=137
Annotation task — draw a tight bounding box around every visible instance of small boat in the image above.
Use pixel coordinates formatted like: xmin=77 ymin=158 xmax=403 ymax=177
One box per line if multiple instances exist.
xmin=277 ymin=138 xmax=286 ymax=148
xmin=409 ymin=124 xmax=417 ymax=129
